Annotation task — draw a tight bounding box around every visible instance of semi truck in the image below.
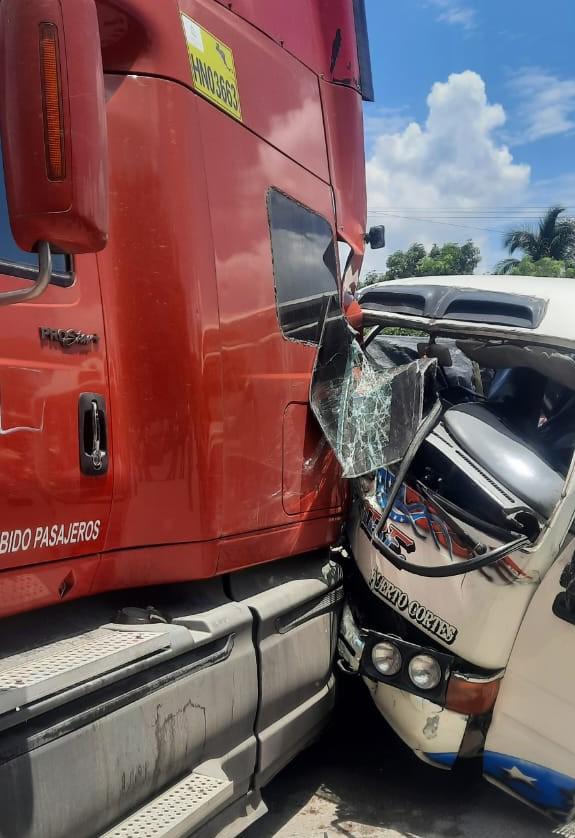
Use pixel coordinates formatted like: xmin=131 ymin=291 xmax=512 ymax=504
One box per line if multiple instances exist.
xmin=0 ymin=1 xmax=381 ymax=835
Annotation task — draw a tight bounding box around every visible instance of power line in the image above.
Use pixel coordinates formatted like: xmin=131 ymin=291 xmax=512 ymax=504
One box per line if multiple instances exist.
xmin=368 ymin=211 xmax=575 ymax=217
xmin=368 ymin=206 xmax=575 ymax=210
xmin=366 ymin=211 xmax=506 ymax=234
xmin=369 ymin=210 xmax=575 ymax=214
xmin=368 ymin=209 xmax=575 ymax=217
xmin=371 ymin=215 xmax=555 ymax=220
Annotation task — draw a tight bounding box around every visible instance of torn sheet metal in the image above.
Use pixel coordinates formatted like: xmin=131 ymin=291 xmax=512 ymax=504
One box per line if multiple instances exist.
xmin=310 ymin=302 xmax=436 ymax=478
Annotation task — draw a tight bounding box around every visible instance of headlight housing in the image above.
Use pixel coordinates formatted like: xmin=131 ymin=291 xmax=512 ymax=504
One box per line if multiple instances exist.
xmin=408 ymin=654 xmax=442 ymax=690
xmin=361 ymin=633 xmax=452 ymax=702
xmin=371 ymin=641 xmax=402 ymax=676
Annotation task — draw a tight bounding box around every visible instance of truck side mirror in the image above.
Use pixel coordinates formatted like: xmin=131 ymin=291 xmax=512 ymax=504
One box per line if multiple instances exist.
xmin=364 ymin=225 xmax=385 ymax=250
xmin=0 ymin=0 xmax=108 ymax=266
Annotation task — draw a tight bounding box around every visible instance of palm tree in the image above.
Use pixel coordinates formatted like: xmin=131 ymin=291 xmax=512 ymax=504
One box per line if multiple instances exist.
xmin=495 ymin=206 xmax=575 ymax=274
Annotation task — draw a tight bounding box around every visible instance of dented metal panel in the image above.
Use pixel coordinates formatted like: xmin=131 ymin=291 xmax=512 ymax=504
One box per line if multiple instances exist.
xmin=329 ymin=272 xmax=575 ymax=823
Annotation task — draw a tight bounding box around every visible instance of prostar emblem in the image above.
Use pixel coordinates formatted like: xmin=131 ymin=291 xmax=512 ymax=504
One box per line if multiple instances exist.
xmin=39 ymin=327 xmax=99 ymax=348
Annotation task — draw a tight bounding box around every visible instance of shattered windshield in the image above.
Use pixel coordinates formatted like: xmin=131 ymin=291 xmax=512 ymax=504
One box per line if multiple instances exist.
xmin=310 ymin=299 xmax=436 ymax=478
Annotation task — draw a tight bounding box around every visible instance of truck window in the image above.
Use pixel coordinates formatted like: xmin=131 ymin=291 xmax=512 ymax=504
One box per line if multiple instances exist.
xmin=0 ymin=156 xmax=72 ymax=287
xmin=267 ymin=188 xmax=339 ymax=344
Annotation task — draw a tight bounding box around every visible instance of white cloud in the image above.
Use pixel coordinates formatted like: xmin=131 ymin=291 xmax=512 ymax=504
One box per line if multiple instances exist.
xmin=364 ymin=107 xmax=412 ymax=146
xmin=364 ymin=71 xmax=531 ymax=275
xmin=425 ymin=0 xmax=477 ymax=30
xmin=508 ymin=67 xmax=575 ymax=143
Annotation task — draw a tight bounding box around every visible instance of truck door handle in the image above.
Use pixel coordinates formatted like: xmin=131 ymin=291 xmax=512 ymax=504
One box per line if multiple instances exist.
xmin=79 ymin=393 xmax=108 ymax=476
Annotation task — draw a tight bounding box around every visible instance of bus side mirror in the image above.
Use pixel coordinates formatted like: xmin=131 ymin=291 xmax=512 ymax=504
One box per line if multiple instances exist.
xmin=0 ymin=0 xmax=108 ymax=255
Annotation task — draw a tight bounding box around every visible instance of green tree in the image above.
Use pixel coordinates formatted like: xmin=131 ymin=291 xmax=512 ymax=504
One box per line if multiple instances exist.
xmin=509 ymin=256 xmax=575 ymax=278
xmin=360 ymin=240 xmax=480 ymax=285
xmin=384 ymin=243 xmax=427 ymax=281
xmin=495 ymin=206 xmax=575 ymax=274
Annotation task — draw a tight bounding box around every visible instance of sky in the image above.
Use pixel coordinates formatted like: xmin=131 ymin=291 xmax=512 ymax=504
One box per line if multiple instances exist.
xmin=362 ymin=0 xmax=575 ymax=276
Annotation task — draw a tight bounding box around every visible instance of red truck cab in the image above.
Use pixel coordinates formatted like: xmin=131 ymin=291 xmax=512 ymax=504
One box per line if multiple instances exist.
xmin=0 ymin=0 xmax=373 ymax=616
xmin=0 ymin=2 xmax=374 ymax=835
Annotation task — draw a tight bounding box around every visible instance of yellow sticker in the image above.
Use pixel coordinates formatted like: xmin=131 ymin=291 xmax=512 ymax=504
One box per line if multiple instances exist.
xmin=181 ymin=13 xmax=242 ymax=122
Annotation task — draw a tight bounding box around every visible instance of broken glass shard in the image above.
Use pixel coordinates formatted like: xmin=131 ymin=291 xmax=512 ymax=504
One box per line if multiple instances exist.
xmin=310 ymin=301 xmax=436 ymax=478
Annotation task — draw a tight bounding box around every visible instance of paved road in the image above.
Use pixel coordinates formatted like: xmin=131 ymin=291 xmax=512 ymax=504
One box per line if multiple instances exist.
xmin=246 ymin=678 xmax=552 ymax=838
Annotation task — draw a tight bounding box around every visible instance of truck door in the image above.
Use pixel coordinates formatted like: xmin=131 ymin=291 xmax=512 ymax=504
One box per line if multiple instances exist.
xmin=180 ymin=0 xmax=344 ymax=557
xmin=484 ymin=549 xmax=575 ymax=819
xmin=0 ymin=162 xmax=112 ymax=612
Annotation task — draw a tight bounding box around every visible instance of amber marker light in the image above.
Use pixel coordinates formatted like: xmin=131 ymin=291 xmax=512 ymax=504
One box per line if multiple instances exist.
xmin=446 ymin=672 xmax=501 ymax=715
xmin=39 ymin=22 xmax=65 ymax=181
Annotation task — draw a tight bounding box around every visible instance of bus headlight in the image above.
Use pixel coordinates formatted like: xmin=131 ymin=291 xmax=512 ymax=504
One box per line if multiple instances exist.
xmin=372 ymin=641 xmax=402 ymax=676
xmin=408 ymin=654 xmax=442 ymax=690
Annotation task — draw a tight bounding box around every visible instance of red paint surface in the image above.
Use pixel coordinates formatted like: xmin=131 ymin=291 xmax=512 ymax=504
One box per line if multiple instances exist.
xmin=0 ymin=555 xmax=101 ymax=619
xmin=321 ymin=79 xmax=367 ymax=251
xmin=212 ymin=0 xmax=361 ymax=89
xmin=0 ymin=0 xmax=367 ymax=616
xmin=97 ymin=75 xmax=224 ymax=552
xmin=282 ymin=403 xmax=344 ymax=516
xmin=0 ymin=255 xmax=113 ymax=574
xmin=180 ymin=0 xmax=330 ymax=182
xmin=216 ymin=515 xmax=342 ymax=574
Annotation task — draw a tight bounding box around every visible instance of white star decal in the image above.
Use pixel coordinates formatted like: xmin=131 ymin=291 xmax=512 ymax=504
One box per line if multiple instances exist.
xmin=504 ymin=765 xmax=538 ymax=786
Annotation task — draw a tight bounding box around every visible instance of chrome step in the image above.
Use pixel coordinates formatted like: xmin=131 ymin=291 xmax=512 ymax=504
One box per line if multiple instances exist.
xmin=101 ymin=770 xmax=233 ymax=837
xmin=0 ymin=625 xmax=173 ymax=715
